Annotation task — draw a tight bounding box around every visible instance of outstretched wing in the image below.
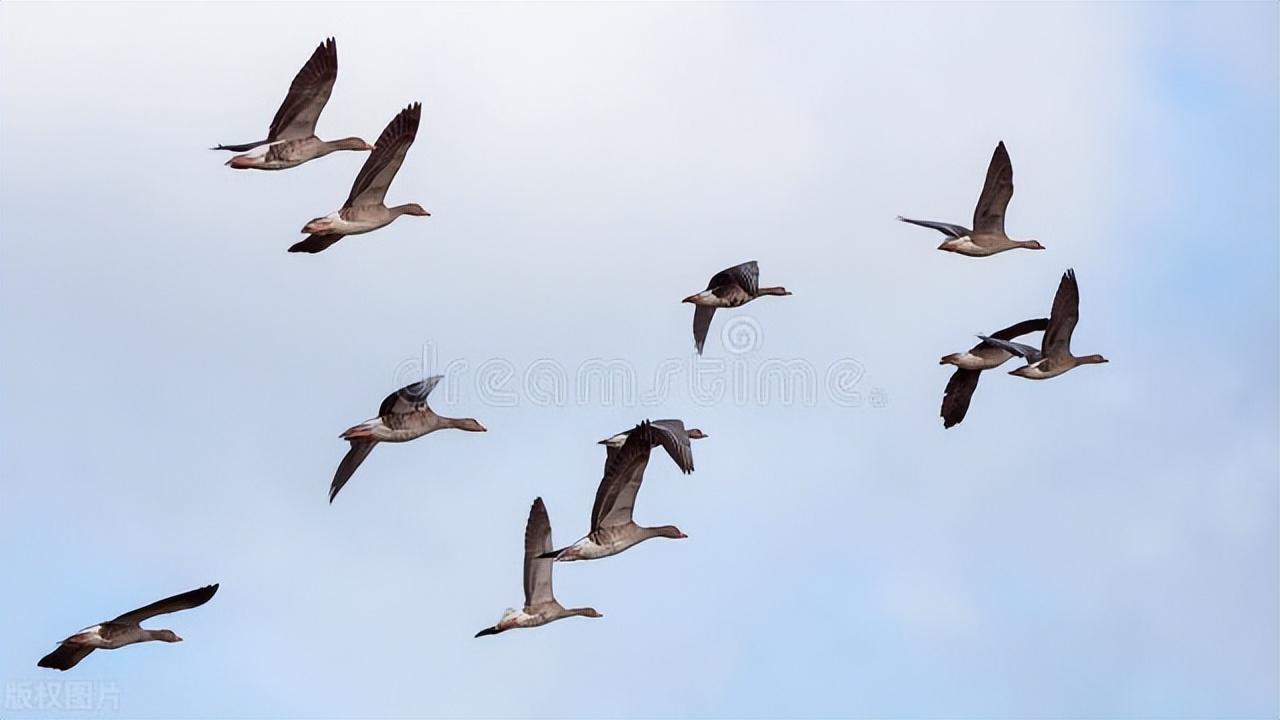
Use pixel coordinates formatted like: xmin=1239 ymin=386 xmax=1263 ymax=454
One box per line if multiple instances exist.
xmin=972 ymin=141 xmax=1014 ymax=235
xmin=692 ymin=306 xmax=716 ymax=355
xmin=941 ymin=368 xmax=980 ymax=429
xmin=590 ymin=422 xmax=655 ymax=531
xmin=1042 ymin=269 xmax=1080 ymax=357
xmin=897 ymin=217 xmax=971 ymax=238
xmin=267 ymin=38 xmax=338 ymax=142
xmin=523 ymin=498 xmax=556 ymax=608
xmin=288 ymin=234 xmax=344 ymax=254
xmin=378 ymin=376 xmax=443 ymax=418
xmin=978 ymin=336 xmax=1043 ymax=363
xmin=37 ymin=644 xmax=95 ymax=671
xmin=112 ymin=584 xmax=219 ymax=625
xmin=329 ymin=440 xmax=376 ymax=503
xmin=650 ymin=419 xmax=695 ymax=474
xmin=989 ymin=317 xmax=1049 ymax=341
xmin=707 ymin=261 xmax=759 ymax=296
xmin=345 ymin=103 xmax=421 ymax=208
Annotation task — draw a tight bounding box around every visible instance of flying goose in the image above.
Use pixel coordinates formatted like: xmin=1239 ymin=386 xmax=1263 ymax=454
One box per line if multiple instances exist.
xmin=980 ymin=269 xmax=1108 ymax=379
xmin=940 ymin=317 xmax=1048 ymax=428
xmin=683 ymin=261 xmax=791 ymax=354
xmin=898 ymin=141 xmax=1044 ymax=256
xmin=542 ymin=421 xmax=687 ymax=562
xmin=474 ymin=498 xmax=603 ymax=638
xmin=598 ymin=419 xmax=707 ymax=474
xmin=214 ymin=38 xmax=372 ymax=170
xmin=329 ymin=375 xmax=486 ymax=503
xmin=290 ymin=102 xmax=429 ymax=254
xmin=38 ymin=584 xmax=218 ymax=671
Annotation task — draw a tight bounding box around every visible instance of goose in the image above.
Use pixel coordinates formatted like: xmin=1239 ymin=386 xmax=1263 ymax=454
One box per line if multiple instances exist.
xmin=474 ymin=498 xmax=603 ymax=638
xmin=329 ymin=375 xmax=486 ymax=503
xmin=683 ymin=261 xmax=791 ymax=354
xmin=980 ymin=269 xmax=1108 ymax=379
xmin=898 ymin=141 xmax=1044 ymax=256
xmin=940 ymin=317 xmax=1048 ymax=428
xmin=37 ymin=584 xmax=218 ymax=671
xmin=541 ymin=421 xmax=687 ymax=562
xmin=290 ymin=102 xmax=429 ymax=254
xmin=598 ymin=419 xmax=706 ymax=474
xmin=213 ymin=38 xmax=372 ymax=170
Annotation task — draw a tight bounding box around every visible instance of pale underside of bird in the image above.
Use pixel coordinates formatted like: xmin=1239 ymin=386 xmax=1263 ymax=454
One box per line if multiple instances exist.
xmin=328 ymin=375 xmax=486 ymax=503
xmin=213 ymin=38 xmax=373 ymax=170
xmin=939 ymin=317 xmax=1048 ymax=428
xmin=683 ymin=261 xmax=791 ymax=354
xmin=979 ymin=268 xmax=1108 ymax=380
xmin=598 ymin=418 xmax=706 ymax=474
xmin=290 ymin=102 xmax=430 ymax=254
xmin=543 ymin=420 xmax=688 ymax=563
xmin=898 ymin=141 xmax=1045 ymax=257
xmin=474 ymin=497 xmax=602 ymax=638
xmin=37 ymin=584 xmax=219 ymax=671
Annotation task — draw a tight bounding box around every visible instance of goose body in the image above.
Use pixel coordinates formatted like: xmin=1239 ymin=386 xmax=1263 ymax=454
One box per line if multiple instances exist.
xmin=38 ymin=585 xmax=218 ymax=671
xmin=939 ymin=318 xmax=1048 ymax=428
xmin=979 ymin=269 xmax=1108 ymax=381
xmin=683 ymin=261 xmax=791 ymax=354
xmin=291 ymin=103 xmax=428 ymax=253
xmin=329 ymin=375 xmax=486 ymax=503
xmin=545 ymin=421 xmax=688 ymax=563
xmin=215 ymin=38 xmax=372 ymax=170
xmin=898 ymin=142 xmax=1044 ymax=257
xmin=474 ymin=498 xmax=602 ymax=638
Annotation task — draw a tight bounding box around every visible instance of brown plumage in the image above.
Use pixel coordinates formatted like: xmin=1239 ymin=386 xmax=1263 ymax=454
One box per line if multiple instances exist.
xmin=38 ymin=585 xmax=219 ymax=671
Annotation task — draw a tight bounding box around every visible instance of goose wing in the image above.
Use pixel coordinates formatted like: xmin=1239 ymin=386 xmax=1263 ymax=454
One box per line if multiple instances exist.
xmin=941 ymin=368 xmax=980 ymax=429
xmin=649 ymin=419 xmax=695 ymax=474
xmin=988 ymin=317 xmax=1049 ymax=341
xmin=590 ymin=422 xmax=655 ymax=531
xmin=896 ymin=217 xmax=971 ymax=238
xmin=378 ymin=376 xmax=442 ymax=419
xmin=345 ymin=103 xmax=421 ymax=208
xmin=972 ymin=141 xmax=1014 ymax=235
xmin=267 ymin=38 xmax=338 ymax=142
xmin=523 ymin=498 xmax=556 ymax=608
xmin=692 ymin=306 xmax=716 ymax=355
xmin=112 ymin=584 xmax=219 ymax=625
xmin=37 ymin=644 xmax=95 ymax=671
xmin=1042 ymin=269 xmax=1080 ymax=357
xmin=978 ymin=336 xmax=1043 ymax=363
xmin=707 ymin=261 xmax=759 ymax=296
xmin=329 ymin=440 xmax=376 ymax=503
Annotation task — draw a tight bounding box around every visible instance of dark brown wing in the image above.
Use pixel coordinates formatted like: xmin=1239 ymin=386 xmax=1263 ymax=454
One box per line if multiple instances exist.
xmin=989 ymin=317 xmax=1049 ymax=341
xmin=329 ymin=440 xmax=376 ymax=503
xmin=692 ymin=306 xmax=716 ymax=355
xmin=378 ymin=376 xmax=442 ymax=418
xmin=650 ymin=419 xmax=695 ymax=474
xmin=707 ymin=261 xmax=759 ymax=296
xmin=1042 ymin=269 xmax=1080 ymax=357
xmin=112 ymin=584 xmax=219 ymax=625
xmin=590 ymin=422 xmax=655 ymax=531
xmin=345 ymin=103 xmax=421 ymax=208
xmin=38 ymin=644 xmax=94 ymax=671
xmin=267 ymin=38 xmax=338 ymax=142
xmin=941 ymin=369 xmax=981 ymax=429
xmin=523 ymin=498 xmax=555 ymax=608
xmin=972 ymin=141 xmax=1014 ymax=235
xmin=288 ymin=234 xmax=344 ymax=254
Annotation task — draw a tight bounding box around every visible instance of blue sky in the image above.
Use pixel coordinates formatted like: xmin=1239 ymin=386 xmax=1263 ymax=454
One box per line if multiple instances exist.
xmin=1 ymin=2 xmax=1276 ymax=718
